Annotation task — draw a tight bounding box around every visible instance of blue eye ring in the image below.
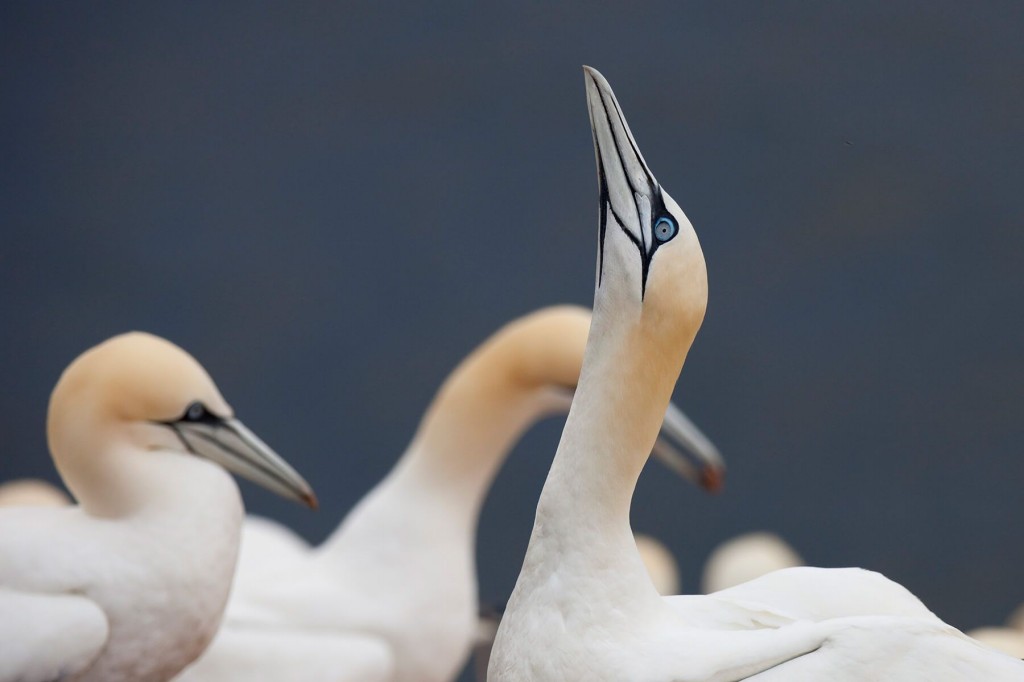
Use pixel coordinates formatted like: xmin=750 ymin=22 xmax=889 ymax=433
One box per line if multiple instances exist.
xmin=654 ymin=216 xmax=677 ymax=243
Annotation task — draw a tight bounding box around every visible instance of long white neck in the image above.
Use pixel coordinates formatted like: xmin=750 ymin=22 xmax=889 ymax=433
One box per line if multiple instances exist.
xmin=527 ymin=306 xmax=694 ymax=599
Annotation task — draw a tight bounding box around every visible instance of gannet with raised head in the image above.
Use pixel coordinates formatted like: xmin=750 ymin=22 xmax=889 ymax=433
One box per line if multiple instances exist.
xmin=177 ymin=305 xmax=725 ymax=682
xmin=487 ymin=67 xmax=1024 ymax=681
xmin=0 ymin=332 xmax=317 ymax=682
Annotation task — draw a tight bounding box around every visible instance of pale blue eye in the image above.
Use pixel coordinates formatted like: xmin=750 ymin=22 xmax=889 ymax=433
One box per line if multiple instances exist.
xmin=654 ymin=217 xmax=677 ymax=243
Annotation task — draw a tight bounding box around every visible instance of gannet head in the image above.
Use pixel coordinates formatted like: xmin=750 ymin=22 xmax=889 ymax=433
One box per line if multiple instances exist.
xmin=584 ymin=66 xmax=708 ymax=351
xmin=47 ymin=332 xmax=317 ymax=515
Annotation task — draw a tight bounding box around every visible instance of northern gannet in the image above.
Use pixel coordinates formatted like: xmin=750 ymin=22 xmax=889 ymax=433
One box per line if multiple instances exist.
xmin=487 ymin=67 xmax=1024 ymax=681
xmin=701 ymin=531 xmax=803 ymax=593
xmin=0 ymin=332 xmax=317 ymax=682
xmin=0 ymin=478 xmax=71 ymax=507
xmin=177 ymin=305 xmax=725 ymax=682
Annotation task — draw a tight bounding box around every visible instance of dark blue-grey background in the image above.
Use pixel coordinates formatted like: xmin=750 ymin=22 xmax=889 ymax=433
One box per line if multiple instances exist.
xmin=3 ymin=2 xmax=1022 ymax=675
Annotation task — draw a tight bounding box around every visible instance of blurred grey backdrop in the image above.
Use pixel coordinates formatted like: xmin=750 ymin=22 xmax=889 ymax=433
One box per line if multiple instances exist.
xmin=2 ymin=2 xmax=1022 ymax=675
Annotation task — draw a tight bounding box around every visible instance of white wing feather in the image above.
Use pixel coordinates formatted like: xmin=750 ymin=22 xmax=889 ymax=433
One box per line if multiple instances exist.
xmin=668 ymin=566 xmax=938 ymax=626
xmin=0 ymin=588 xmax=109 ymax=682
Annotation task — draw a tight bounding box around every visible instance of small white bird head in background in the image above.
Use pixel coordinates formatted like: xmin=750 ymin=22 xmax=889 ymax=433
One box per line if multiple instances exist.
xmin=701 ymin=531 xmax=804 ymax=594
xmin=634 ymin=534 xmax=681 ymax=595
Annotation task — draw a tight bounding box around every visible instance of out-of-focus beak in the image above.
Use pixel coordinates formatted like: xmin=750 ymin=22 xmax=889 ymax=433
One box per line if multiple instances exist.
xmin=650 ymin=401 xmax=726 ymax=493
xmin=170 ymin=417 xmax=318 ymax=509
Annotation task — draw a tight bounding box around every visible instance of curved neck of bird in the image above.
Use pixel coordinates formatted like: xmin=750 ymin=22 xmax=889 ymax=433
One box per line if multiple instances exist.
xmin=532 ymin=307 xmax=693 ymax=586
xmin=318 ymin=326 xmax=580 ymax=567
xmin=386 ymin=347 xmax=571 ymax=527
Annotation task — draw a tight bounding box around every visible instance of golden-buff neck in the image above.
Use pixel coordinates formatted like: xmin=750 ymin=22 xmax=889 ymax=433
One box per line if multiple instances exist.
xmin=389 ymin=306 xmax=594 ymax=511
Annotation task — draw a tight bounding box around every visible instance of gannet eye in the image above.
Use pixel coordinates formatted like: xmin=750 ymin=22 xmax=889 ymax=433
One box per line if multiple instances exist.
xmin=654 ymin=216 xmax=677 ymax=243
xmin=183 ymin=401 xmax=211 ymax=423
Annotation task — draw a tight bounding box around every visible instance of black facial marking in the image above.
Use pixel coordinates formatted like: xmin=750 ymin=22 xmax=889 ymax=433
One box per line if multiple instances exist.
xmin=589 ymin=72 xmax=678 ymax=300
xmin=159 ymin=411 xmax=288 ymax=487
xmin=153 ymin=400 xmax=222 ymax=438
xmin=166 ymin=423 xmax=195 ymax=454
xmin=592 ymin=125 xmax=608 ymax=287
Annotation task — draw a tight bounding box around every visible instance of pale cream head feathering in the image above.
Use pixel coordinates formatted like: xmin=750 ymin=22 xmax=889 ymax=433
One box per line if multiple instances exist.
xmin=46 ymin=332 xmax=314 ymax=516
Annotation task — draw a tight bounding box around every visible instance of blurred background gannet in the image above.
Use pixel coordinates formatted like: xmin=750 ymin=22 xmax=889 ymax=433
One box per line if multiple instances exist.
xmin=177 ymin=305 xmax=724 ymax=682
xmin=701 ymin=531 xmax=803 ymax=593
xmin=0 ymin=332 xmax=317 ymax=682
xmin=635 ymin=534 xmax=681 ymax=596
xmin=968 ymin=626 xmax=1024 ymax=659
xmin=0 ymin=478 xmax=70 ymax=508
xmin=487 ymin=67 xmax=1024 ymax=681
xmin=968 ymin=603 xmax=1024 ymax=658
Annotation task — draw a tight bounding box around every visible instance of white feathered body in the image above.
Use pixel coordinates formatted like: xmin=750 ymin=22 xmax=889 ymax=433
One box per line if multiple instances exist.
xmin=186 ymin=463 xmax=477 ymax=682
xmin=0 ymin=456 xmax=241 ymax=682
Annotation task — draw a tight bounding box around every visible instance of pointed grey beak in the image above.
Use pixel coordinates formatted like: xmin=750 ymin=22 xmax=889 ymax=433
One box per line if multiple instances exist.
xmin=584 ymin=65 xmax=657 ymax=217
xmin=584 ymin=65 xmax=673 ymax=298
xmin=170 ymin=417 xmax=318 ymax=509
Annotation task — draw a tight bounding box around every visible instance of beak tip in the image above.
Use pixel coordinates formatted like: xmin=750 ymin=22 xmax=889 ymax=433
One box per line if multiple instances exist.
xmin=581 ymin=65 xmax=608 ymax=89
xmin=301 ymin=490 xmax=319 ymax=510
xmin=700 ymin=466 xmax=726 ymax=494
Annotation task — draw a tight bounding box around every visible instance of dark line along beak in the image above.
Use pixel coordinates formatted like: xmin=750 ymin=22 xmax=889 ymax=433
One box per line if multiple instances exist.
xmin=169 ymin=418 xmax=318 ymax=509
xmin=584 ymin=65 xmax=666 ymax=297
xmin=650 ymin=401 xmax=726 ymax=493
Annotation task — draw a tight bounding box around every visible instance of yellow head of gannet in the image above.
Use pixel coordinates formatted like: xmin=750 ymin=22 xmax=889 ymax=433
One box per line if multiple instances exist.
xmin=47 ymin=332 xmax=316 ymax=516
xmin=0 ymin=332 xmax=316 ymax=682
